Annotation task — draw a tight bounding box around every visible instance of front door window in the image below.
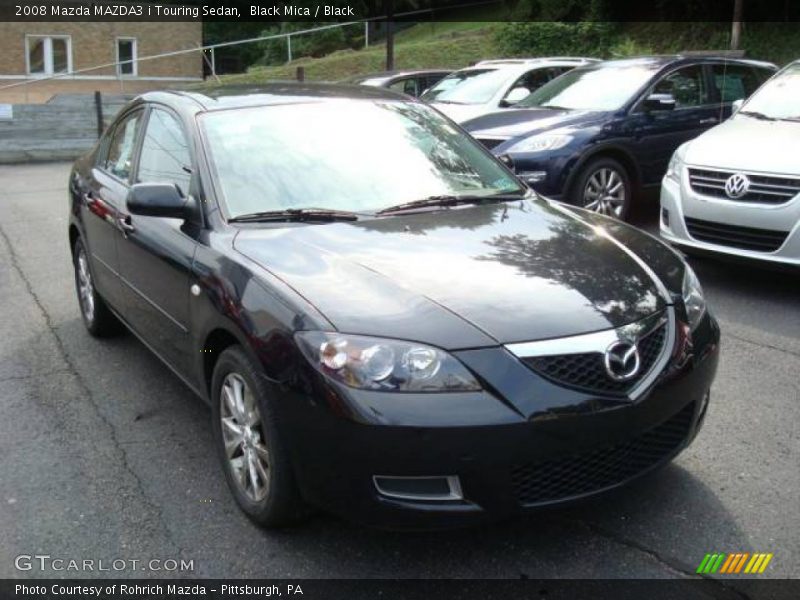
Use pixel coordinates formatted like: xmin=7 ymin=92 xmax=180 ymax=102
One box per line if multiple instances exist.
xmin=651 ymin=65 xmax=709 ymax=109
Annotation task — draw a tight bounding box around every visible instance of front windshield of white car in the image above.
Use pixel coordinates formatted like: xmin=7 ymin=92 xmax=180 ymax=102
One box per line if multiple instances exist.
xmin=200 ymin=100 xmax=523 ymax=218
xmin=420 ymin=68 xmax=510 ymax=105
xmin=739 ymin=63 xmax=800 ymax=121
xmin=516 ymin=65 xmax=657 ymax=111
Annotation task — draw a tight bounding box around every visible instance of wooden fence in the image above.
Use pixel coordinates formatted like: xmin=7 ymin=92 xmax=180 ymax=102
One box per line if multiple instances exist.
xmin=0 ymin=93 xmax=133 ymax=163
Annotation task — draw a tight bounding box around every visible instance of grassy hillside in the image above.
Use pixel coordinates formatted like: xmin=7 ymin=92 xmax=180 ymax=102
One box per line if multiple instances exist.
xmin=205 ymin=23 xmax=500 ymax=85
xmin=196 ymin=21 xmax=798 ymax=89
xmin=612 ymin=22 xmax=799 ymax=65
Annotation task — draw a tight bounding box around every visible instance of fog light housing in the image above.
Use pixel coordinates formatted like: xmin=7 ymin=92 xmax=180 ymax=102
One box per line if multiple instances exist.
xmin=373 ymin=475 xmax=463 ymax=501
xmin=661 ymin=207 xmax=670 ymax=228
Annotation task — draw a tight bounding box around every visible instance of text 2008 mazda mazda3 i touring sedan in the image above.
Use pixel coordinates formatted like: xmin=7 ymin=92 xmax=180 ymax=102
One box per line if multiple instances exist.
xmin=68 ymin=84 xmax=719 ymax=529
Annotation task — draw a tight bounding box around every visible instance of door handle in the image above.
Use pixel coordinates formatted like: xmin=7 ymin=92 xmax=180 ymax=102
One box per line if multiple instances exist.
xmin=118 ymin=215 xmax=136 ymax=237
xmin=699 ymin=117 xmax=718 ymax=125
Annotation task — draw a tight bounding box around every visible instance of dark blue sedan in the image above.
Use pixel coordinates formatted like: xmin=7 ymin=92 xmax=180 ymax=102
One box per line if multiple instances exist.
xmin=463 ymin=55 xmax=776 ymax=220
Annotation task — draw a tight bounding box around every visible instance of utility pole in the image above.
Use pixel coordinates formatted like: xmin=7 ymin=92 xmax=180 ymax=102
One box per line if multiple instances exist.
xmin=731 ymin=0 xmax=743 ymax=50
xmin=386 ymin=0 xmax=395 ymax=71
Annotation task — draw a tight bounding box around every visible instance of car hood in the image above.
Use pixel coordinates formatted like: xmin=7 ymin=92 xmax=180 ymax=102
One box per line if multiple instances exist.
xmin=463 ymin=108 xmax=609 ymax=140
xmin=428 ymin=102 xmax=493 ymax=124
xmin=684 ymin=114 xmax=800 ymax=174
xmin=233 ymin=199 xmax=668 ymax=350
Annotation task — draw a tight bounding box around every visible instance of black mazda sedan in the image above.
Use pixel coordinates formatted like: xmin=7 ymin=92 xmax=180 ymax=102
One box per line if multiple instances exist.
xmin=68 ymin=84 xmax=719 ymax=529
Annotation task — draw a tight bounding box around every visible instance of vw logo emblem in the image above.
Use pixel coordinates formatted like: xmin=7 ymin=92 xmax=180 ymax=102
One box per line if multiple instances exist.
xmin=604 ymin=340 xmax=641 ymax=381
xmin=724 ymin=173 xmax=750 ymax=199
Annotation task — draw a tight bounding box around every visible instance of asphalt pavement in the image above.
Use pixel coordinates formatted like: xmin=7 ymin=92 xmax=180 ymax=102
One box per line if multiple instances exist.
xmin=0 ymin=163 xmax=797 ymax=582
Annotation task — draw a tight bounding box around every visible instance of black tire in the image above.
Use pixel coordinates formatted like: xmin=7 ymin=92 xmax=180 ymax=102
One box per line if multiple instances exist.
xmin=211 ymin=346 xmax=305 ymax=528
xmin=570 ymin=157 xmax=633 ymax=221
xmin=72 ymin=237 xmax=122 ymax=337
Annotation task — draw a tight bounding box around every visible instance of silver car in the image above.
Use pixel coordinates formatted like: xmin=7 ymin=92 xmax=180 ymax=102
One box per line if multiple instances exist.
xmin=421 ymin=57 xmax=597 ymax=123
xmin=660 ymin=59 xmax=800 ymax=266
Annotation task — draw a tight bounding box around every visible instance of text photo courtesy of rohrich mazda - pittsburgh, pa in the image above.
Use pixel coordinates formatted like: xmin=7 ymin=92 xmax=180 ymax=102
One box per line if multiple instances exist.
xmin=1 ymin=1 xmax=799 ymax=595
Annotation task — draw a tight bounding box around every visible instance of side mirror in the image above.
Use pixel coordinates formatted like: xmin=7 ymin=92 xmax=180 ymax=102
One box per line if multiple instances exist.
xmin=643 ymin=93 xmax=676 ymax=112
xmin=127 ymin=183 xmax=192 ymax=219
xmin=731 ymin=98 xmax=744 ymax=114
xmin=502 ymin=87 xmax=530 ymax=107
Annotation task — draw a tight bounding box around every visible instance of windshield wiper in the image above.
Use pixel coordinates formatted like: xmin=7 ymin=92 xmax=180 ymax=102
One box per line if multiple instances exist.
xmin=739 ymin=110 xmax=775 ymax=121
xmin=376 ymin=191 xmax=526 ymax=216
xmin=228 ymin=208 xmax=359 ymax=223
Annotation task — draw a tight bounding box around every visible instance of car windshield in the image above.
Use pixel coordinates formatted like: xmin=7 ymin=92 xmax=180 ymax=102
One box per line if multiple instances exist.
xmin=516 ymin=64 xmax=657 ymax=111
xmin=200 ymin=100 xmax=523 ymax=218
xmin=420 ymin=68 xmax=510 ymax=104
xmin=739 ymin=62 xmax=800 ymax=121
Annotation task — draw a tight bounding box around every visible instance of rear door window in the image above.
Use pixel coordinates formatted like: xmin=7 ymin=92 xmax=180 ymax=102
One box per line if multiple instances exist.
xmin=104 ymin=110 xmax=144 ymax=181
xmin=94 ymin=127 xmax=114 ymax=168
xmin=711 ymin=64 xmax=764 ymax=102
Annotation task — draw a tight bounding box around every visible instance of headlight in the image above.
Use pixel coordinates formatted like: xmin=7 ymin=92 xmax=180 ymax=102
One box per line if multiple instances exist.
xmin=507 ymin=134 xmax=572 ymax=154
xmin=665 ymin=147 xmax=686 ymax=183
xmin=682 ymin=264 xmax=707 ymax=330
xmin=295 ymin=332 xmax=482 ymax=392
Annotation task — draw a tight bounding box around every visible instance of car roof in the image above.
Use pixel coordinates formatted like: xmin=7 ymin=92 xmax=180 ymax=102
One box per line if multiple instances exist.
xmin=137 ymin=83 xmax=412 ymax=113
xmin=475 ymin=57 xmax=598 ymax=66
xmin=456 ymin=57 xmax=597 ymax=72
xmin=583 ymin=54 xmax=777 ymax=71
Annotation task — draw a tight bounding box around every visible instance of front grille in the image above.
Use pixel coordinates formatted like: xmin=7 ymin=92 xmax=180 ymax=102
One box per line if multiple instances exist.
xmin=511 ymin=401 xmax=695 ymax=506
xmin=476 ymin=137 xmax=505 ymax=151
xmin=522 ymin=322 xmax=667 ymax=396
xmin=685 ymin=217 xmax=789 ymax=252
xmin=688 ymin=168 xmax=800 ymax=204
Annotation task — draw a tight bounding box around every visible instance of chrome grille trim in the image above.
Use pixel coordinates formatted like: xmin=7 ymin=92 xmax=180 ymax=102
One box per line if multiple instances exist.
xmin=506 ymin=308 xmax=675 ymax=399
xmin=688 ymin=168 xmax=800 ymax=204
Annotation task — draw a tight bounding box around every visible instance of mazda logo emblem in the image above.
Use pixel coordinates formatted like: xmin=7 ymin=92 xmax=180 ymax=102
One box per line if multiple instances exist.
xmin=724 ymin=173 xmax=750 ymax=199
xmin=604 ymin=340 xmax=641 ymax=381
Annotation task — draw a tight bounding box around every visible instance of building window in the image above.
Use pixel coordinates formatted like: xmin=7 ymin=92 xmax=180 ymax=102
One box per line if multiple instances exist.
xmin=117 ymin=38 xmax=137 ymax=77
xmin=26 ymin=36 xmax=71 ymax=75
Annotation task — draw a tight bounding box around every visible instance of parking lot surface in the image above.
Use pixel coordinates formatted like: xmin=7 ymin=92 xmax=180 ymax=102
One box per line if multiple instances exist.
xmin=0 ymin=163 xmax=797 ymax=580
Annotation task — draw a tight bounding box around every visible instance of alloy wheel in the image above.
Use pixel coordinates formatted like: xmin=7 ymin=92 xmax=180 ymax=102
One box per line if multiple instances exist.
xmin=583 ymin=167 xmax=626 ymax=217
xmin=220 ymin=372 xmax=270 ymax=502
xmin=76 ymin=247 xmax=95 ymax=323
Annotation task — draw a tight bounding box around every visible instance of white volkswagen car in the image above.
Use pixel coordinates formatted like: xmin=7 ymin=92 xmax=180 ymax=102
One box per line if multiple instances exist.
xmin=660 ymin=60 xmax=800 ymax=266
xmin=420 ymin=57 xmax=597 ymax=123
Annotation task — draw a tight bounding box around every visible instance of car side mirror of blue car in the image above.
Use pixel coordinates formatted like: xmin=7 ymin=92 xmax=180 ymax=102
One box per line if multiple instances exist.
xmin=643 ymin=93 xmax=677 ymax=112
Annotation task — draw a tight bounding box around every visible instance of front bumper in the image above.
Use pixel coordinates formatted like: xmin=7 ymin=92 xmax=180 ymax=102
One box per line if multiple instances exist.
xmin=660 ymin=173 xmax=800 ymax=267
xmin=475 ymin=139 xmax=573 ymax=198
xmin=277 ymin=312 xmax=720 ymax=529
